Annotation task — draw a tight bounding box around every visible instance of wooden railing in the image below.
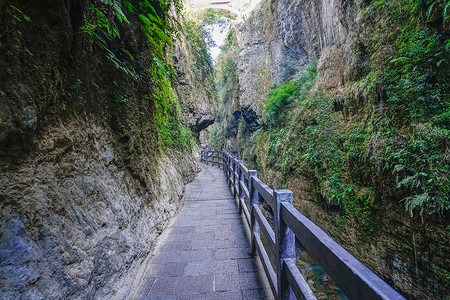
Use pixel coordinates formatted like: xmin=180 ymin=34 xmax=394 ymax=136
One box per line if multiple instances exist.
xmin=200 ymin=145 xmax=225 ymax=168
xmin=201 ymin=146 xmax=407 ymax=300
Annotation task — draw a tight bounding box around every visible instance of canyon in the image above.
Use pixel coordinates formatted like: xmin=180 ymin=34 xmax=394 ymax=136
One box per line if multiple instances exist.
xmin=1 ymin=0 xmax=449 ymax=299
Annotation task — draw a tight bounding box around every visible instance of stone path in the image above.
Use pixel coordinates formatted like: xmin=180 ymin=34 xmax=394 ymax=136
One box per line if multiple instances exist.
xmin=135 ymin=157 xmax=273 ymax=300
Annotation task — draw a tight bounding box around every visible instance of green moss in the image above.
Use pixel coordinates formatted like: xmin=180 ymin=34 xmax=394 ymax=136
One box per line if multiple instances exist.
xmin=264 ymin=61 xmax=317 ymax=127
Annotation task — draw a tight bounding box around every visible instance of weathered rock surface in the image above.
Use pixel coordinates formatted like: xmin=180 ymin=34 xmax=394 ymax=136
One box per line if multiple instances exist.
xmin=0 ymin=120 xmax=197 ymax=300
xmin=174 ymin=17 xmax=217 ymax=137
xmin=0 ymin=0 xmax=215 ymax=299
xmin=214 ymin=0 xmax=450 ymax=299
xmin=229 ymin=0 xmax=368 ymax=133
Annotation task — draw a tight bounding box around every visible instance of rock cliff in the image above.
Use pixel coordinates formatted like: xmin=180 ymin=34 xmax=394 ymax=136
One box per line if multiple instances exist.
xmin=174 ymin=16 xmax=217 ymax=138
xmin=213 ymin=0 xmax=450 ymax=299
xmin=0 ymin=0 xmax=215 ymax=299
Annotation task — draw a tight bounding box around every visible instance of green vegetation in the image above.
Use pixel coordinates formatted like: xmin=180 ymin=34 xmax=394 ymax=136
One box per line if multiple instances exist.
xmin=265 ymin=62 xmax=317 ymax=127
xmin=253 ymin=0 xmax=449 ymax=230
xmin=80 ymin=0 xmax=195 ymax=151
xmin=256 ymin=62 xmax=375 ymax=233
xmin=152 ymin=87 xmax=195 ymax=149
xmin=211 ymin=27 xmax=239 ymax=151
xmin=182 ymin=9 xmax=218 ymax=88
xmin=360 ymin=0 xmax=450 ymax=215
xmin=9 ymin=5 xmax=31 ymax=22
xmin=216 ymin=29 xmax=238 ymax=87
xmin=81 ymin=0 xmax=180 ymax=83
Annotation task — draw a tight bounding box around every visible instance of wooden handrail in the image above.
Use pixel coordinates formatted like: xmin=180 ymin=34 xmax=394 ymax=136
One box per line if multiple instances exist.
xmin=200 ymin=146 xmax=406 ymax=300
xmin=200 ymin=147 xmax=225 ymax=168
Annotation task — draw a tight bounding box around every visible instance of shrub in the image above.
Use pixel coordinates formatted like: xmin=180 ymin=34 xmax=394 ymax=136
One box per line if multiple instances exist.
xmin=264 ymin=61 xmax=317 ymax=126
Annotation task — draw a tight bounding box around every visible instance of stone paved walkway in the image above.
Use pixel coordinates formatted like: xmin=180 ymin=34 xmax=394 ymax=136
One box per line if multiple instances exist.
xmin=135 ymin=157 xmax=273 ymax=299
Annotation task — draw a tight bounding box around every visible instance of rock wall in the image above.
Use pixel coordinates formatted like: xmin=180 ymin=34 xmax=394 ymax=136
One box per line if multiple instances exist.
xmin=0 ymin=119 xmax=197 ymax=299
xmin=226 ymin=0 xmax=369 ymax=141
xmin=174 ymin=19 xmax=217 ymax=138
xmin=212 ymin=27 xmax=241 ymax=153
xmin=214 ymin=0 xmax=450 ymax=299
xmin=217 ymin=0 xmax=323 ymax=161
xmin=0 ymin=0 xmax=215 ymax=299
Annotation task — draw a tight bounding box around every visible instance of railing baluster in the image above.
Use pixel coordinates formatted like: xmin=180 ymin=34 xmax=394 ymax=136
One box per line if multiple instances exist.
xmin=233 ymin=157 xmax=237 ymax=197
xmin=238 ymin=160 xmax=244 ymax=213
xmin=228 ymin=154 xmax=232 ymax=188
xmin=249 ymin=170 xmax=259 ymax=256
xmin=228 ymin=154 xmax=232 ymax=187
xmin=274 ymin=190 xmax=296 ymax=300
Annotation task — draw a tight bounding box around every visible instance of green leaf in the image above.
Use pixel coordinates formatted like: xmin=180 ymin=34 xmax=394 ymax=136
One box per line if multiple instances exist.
xmin=393 ymin=164 xmax=405 ymax=173
xmin=444 ymin=2 xmax=450 ymax=21
xmin=390 ymin=57 xmax=410 ymax=63
xmin=404 ymin=193 xmax=430 ymax=216
xmin=122 ymin=49 xmax=134 ymax=59
xmin=425 ymin=2 xmax=436 ymax=21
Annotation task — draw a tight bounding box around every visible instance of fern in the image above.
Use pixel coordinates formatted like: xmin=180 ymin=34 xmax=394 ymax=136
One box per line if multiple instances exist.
xmin=444 ymin=2 xmax=450 ymax=21
xmin=404 ymin=193 xmax=430 ymax=216
xmin=100 ymin=0 xmax=130 ymax=24
xmin=80 ymin=0 xmax=193 ymax=149
xmin=426 ymin=1 xmax=437 ymax=21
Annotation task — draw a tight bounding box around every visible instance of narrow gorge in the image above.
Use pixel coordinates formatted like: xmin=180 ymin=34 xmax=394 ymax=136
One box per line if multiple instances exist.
xmin=0 ymin=0 xmax=449 ymax=299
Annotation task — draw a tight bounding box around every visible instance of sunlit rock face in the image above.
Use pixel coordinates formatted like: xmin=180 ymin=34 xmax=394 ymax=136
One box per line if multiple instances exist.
xmin=233 ymin=0 xmax=361 ymax=120
xmin=173 ymin=35 xmax=217 ymax=136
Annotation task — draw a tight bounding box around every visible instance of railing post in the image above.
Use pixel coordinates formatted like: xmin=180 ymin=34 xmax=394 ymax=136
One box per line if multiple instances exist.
xmin=225 ymin=152 xmax=228 ymax=181
xmin=228 ymin=154 xmax=232 ymax=187
xmin=229 ymin=155 xmax=233 ymax=187
xmin=227 ymin=154 xmax=231 ymax=186
xmin=249 ymin=170 xmax=259 ymax=256
xmin=274 ymin=190 xmax=295 ymax=300
xmin=238 ymin=160 xmax=244 ymax=213
xmin=232 ymin=157 xmax=237 ymax=198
